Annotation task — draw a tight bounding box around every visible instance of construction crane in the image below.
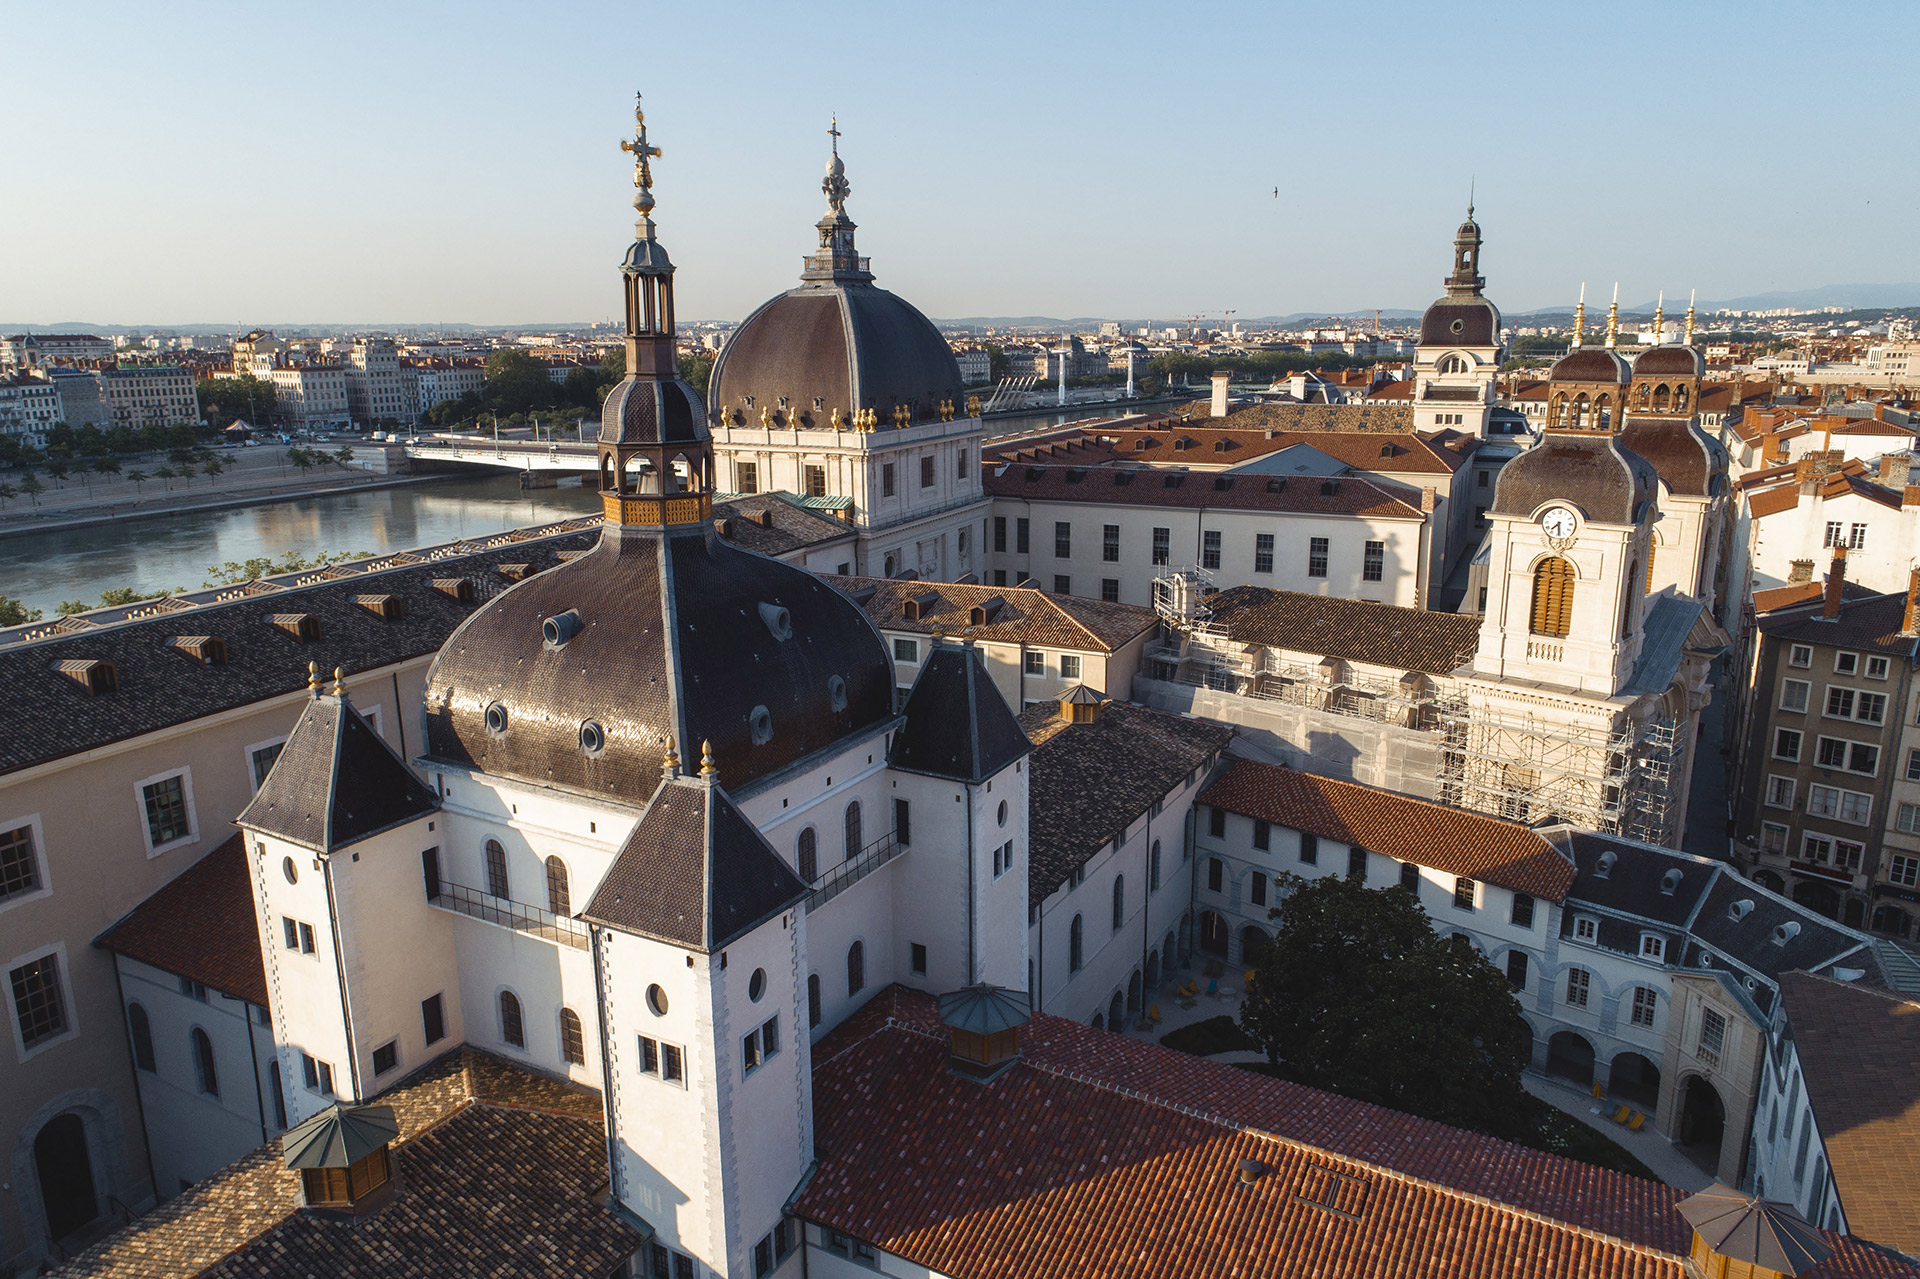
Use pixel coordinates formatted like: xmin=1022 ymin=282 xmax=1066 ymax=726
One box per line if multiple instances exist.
xmin=1221 ymin=309 xmax=1237 ymax=339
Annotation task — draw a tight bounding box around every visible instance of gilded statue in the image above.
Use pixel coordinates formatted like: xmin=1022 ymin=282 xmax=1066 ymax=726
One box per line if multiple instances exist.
xmin=966 ymin=395 xmax=982 ymax=418
xmin=759 ymin=406 xmax=771 ymax=429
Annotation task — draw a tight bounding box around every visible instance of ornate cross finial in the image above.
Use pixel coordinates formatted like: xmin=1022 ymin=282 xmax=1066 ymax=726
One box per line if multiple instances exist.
xmin=620 ymin=92 xmax=661 ymax=224
xmin=829 ymin=114 xmax=841 ymax=157
xmin=822 ymin=115 xmax=851 ymax=214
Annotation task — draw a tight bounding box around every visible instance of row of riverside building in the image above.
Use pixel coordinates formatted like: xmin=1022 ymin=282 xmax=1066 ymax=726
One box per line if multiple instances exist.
xmin=0 ymin=98 xmax=1916 ymax=1279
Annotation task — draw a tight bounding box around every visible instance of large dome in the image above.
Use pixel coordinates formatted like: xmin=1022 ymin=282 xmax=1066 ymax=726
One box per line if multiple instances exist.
xmin=1631 ymin=345 xmax=1705 ymax=379
xmin=1550 ymin=348 xmax=1631 ymax=384
xmin=1419 ymin=296 xmax=1501 ymax=347
xmin=710 ymin=282 xmax=962 ymax=428
xmin=422 ymin=527 xmax=896 ymax=798
xmin=1491 ymin=435 xmax=1657 ymax=526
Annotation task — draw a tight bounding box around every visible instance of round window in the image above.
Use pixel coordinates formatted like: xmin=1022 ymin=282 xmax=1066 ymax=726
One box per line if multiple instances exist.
xmin=579 ymin=720 xmax=606 ymax=755
xmin=997 ymin=800 xmax=1008 ymax=828
xmin=484 ymin=702 xmax=509 ymax=736
xmin=749 ymin=705 xmax=773 ymax=745
xmin=1449 ymin=318 xmax=1465 ymax=334
xmin=827 ymin=674 xmax=848 ymax=713
xmin=646 ymin=984 xmax=669 ymax=1016
xmin=749 ymin=968 xmax=766 ymax=1002
xmin=282 ymin=856 xmax=298 ymax=885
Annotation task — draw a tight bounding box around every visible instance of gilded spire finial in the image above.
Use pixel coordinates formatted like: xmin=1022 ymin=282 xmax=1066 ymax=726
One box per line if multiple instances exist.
xmin=663 ymin=735 xmax=680 ymax=779
xmin=620 ymin=92 xmax=661 ymax=233
xmin=1652 ymin=291 xmax=1665 ymax=346
xmin=1603 ymin=282 xmax=1620 ymax=350
xmin=331 ymin=666 xmax=346 ymax=696
xmin=1571 ymin=282 xmax=1586 ymax=350
xmin=307 ymin=660 xmax=321 ymax=697
xmin=699 ymin=739 xmax=717 ymax=777
xmin=1466 ymin=176 xmax=1474 ymax=221
xmin=1684 ymin=289 xmax=1697 ymax=346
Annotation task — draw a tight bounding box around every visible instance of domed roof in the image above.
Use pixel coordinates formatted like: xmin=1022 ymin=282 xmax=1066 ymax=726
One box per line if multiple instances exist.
xmin=711 ymin=282 xmax=962 ymax=427
xmin=1419 ymin=296 xmax=1501 ymax=347
xmin=422 ymin=527 xmax=896 ymax=798
xmin=601 ymin=375 xmax=704 ymax=446
xmin=1631 ymin=345 xmax=1705 ymax=379
xmin=1490 ymin=434 xmax=1657 ymax=526
xmin=1550 ymin=347 xmax=1631 ymax=384
xmin=1619 ymin=416 xmax=1727 ymax=498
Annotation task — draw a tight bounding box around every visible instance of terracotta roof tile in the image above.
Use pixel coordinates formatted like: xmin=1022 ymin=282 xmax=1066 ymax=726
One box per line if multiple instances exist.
xmin=1199 ymin=760 xmax=1577 ymax=900
xmin=95 ymin=833 xmax=268 ymax=1005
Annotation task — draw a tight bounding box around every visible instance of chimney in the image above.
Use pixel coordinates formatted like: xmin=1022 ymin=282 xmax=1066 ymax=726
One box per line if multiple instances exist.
xmin=1883 ymin=452 xmax=1913 ymax=490
xmin=1823 ymin=546 xmax=1847 ymax=619
xmin=1210 ymin=370 xmax=1231 ymax=418
xmin=1904 ymin=567 xmax=1920 ymax=637
xmin=1786 ymin=559 xmax=1814 ymax=585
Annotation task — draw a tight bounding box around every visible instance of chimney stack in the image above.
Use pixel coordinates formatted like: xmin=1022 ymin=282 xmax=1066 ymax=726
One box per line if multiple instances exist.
xmin=1823 ymin=545 xmax=1847 ymax=619
xmin=1211 ymin=370 xmax=1231 ymax=419
xmin=1904 ymin=567 xmax=1920 ymax=637
xmin=1883 ymin=452 xmax=1914 ymax=491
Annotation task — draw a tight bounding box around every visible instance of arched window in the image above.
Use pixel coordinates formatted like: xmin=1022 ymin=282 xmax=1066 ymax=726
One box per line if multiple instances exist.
xmin=128 ymin=1003 xmax=155 ymax=1073
xmin=1069 ymin=914 xmax=1084 ymax=971
xmin=1570 ymin=394 xmax=1590 ymax=430
xmin=1439 ymin=354 xmax=1468 ymax=375
xmin=844 ymin=800 xmax=862 ymax=861
xmin=1621 ymin=564 xmax=1638 ymax=639
xmin=545 ymin=856 xmax=570 ymax=917
xmin=1529 ymin=557 xmax=1575 ymax=638
xmin=846 ymin=941 xmax=865 ymax=996
xmin=807 ymin=974 xmax=822 ymax=1028
xmin=1653 ymin=383 xmax=1670 ymax=411
xmin=1111 ymin=875 xmax=1125 ymax=932
xmin=1675 ymin=385 xmax=1690 ymax=413
xmin=1636 ymin=383 xmax=1651 ymax=409
xmin=499 ymin=991 xmax=524 ymax=1048
xmin=559 ymin=1007 xmax=585 ymax=1065
xmin=1150 ymin=840 xmax=1162 ymax=891
xmin=1595 ymin=395 xmax=1611 ymax=431
xmin=192 ymin=1027 xmax=219 ymax=1097
xmin=1550 ymin=393 xmax=1567 ymax=427
xmin=485 ymin=838 xmax=509 ymax=899
xmin=797 ymin=827 xmax=817 ymax=882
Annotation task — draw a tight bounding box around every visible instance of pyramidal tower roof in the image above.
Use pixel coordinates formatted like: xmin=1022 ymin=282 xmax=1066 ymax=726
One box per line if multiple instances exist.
xmin=889 ymin=643 xmax=1031 ymax=783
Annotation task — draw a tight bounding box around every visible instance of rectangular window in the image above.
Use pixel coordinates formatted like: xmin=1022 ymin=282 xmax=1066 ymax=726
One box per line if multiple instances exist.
xmin=1016 ymin=518 xmax=1030 ymax=555
xmin=1151 ymin=527 xmax=1170 ymax=566
xmin=1765 ymin=776 xmax=1795 ymax=808
xmin=1866 ymin=655 xmax=1890 ymax=680
xmin=1807 ymin=784 xmax=1840 ymax=817
xmin=743 ymin=1028 xmax=762 ymax=1072
xmin=1254 ymin=533 xmax=1274 ymax=574
xmin=882 ymin=463 xmax=896 ymax=497
xmin=1909 ymin=748 xmax=1920 ymax=782
xmin=894 ymin=798 xmax=911 ymax=846
xmin=1825 ymin=686 xmax=1856 ymax=719
xmin=1698 ymin=1007 xmax=1727 ymax=1066
xmin=422 ymin=993 xmax=446 ymax=1045
xmin=1299 ymin=831 xmax=1318 ymax=865
xmin=1348 ymin=846 xmax=1368 ymax=882
xmin=250 ymin=741 xmax=286 ymax=790
xmin=1575 ymin=916 xmax=1598 ymax=942
xmin=1856 ymin=692 xmax=1887 ymax=724
xmin=0 ymin=825 xmax=39 ymax=901
xmin=1774 ymin=728 xmax=1803 ymax=761
xmin=299 ymin=922 xmax=316 ymax=954
xmin=1059 ymin=654 xmax=1081 ymax=680
xmin=318 ymin=1060 xmax=335 ymax=1095
xmin=1363 ymin=540 xmax=1384 ymax=582
xmin=1053 ymin=575 xmax=1071 ymax=595
xmin=1640 ymin=934 xmax=1666 ymax=962
xmin=1101 ymin=578 xmax=1119 ymax=603
xmin=921 ymin=455 xmax=935 ymax=488
xmin=1250 ymin=874 xmax=1267 ymax=907
xmin=893 ymin=637 xmax=919 ymax=663
xmin=1055 ymin=521 xmax=1072 ymax=558
xmin=10 ymin=953 xmax=67 ymax=1048
xmin=737 ymin=461 xmax=758 ymax=494
xmin=1824 ymin=520 xmax=1843 ymax=548
xmin=638 ymin=1035 xmax=660 ymax=1075
xmin=1506 ymin=951 xmax=1528 ymax=990
xmin=1836 ymin=652 xmax=1859 ymax=676
xmin=1208 ymin=806 xmax=1226 ymax=838
xmin=301 ymin=1052 xmax=319 ymax=1089
xmin=1202 ymin=530 xmax=1221 ymax=570
xmin=141 ymin=773 xmax=193 ymax=849
xmin=1780 ymin=680 xmax=1810 ymax=713
xmin=1453 ymin=876 xmax=1475 ymax=910
xmin=1511 ymin=892 xmax=1534 ymax=928
xmin=662 ymin=1043 xmax=685 ymax=1084
xmin=1838 ymin=791 xmax=1873 ymax=825
xmin=1803 ymin=832 xmax=1834 ymax=864
xmin=1253 ymin=819 xmax=1270 ymax=851
xmin=993 ymin=517 xmax=1007 ymax=553
xmin=1897 ymin=804 xmax=1920 ymax=836
xmin=1102 ymin=524 xmax=1119 ymax=562
xmin=282 ymin=917 xmax=299 ymax=949
xmin=1024 ymin=650 xmax=1044 ymax=675
xmin=1565 ymin=967 xmax=1590 ymax=1009
xmin=910 ymin=942 xmax=927 ymax=974
xmin=1760 ymin=822 xmax=1788 ymax=853
xmin=1889 ymin=853 xmax=1920 ymax=886
xmin=1817 ymin=737 xmax=1847 ymax=769
xmin=372 ymin=1040 xmax=398 ymax=1075
xmin=804 ymin=465 xmax=827 ymax=498
xmin=1401 ymin=861 xmax=1420 ymax=893
xmin=1789 ymin=644 xmax=1813 ymax=668
xmin=1207 ymin=857 xmax=1223 ymax=892
xmin=957 ymin=448 xmax=968 ymax=479
xmin=1631 ymin=986 xmax=1657 ymax=1027
xmin=1848 ymin=522 xmax=1868 ymax=550
xmin=1307 ymin=537 xmax=1329 ymax=578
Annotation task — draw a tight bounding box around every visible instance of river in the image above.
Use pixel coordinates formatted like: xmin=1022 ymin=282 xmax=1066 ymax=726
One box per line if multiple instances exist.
xmin=1 ymin=401 xmax=1176 ymax=616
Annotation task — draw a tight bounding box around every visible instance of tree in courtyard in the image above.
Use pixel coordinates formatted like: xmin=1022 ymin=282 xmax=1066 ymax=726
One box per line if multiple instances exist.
xmin=1239 ymin=871 xmax=1535 ymax=1141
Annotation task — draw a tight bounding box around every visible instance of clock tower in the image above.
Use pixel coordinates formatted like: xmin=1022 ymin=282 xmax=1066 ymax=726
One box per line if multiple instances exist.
xmin=1471 ymin=349 xmax=1658 ymax=696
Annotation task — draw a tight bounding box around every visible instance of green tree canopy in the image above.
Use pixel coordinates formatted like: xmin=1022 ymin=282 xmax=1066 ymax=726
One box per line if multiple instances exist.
xmin=197 ymin=374 xmax=280 ymax=426
xmin=676 ymin=350 xmax=715 ymax=396
xmin=0 ymin=595 xmax=41 ymax=625
xmin=1240 ymin=872 xmax=1535 ymax=1140
xmin=483 ymin=349 xmax=562 ymax=416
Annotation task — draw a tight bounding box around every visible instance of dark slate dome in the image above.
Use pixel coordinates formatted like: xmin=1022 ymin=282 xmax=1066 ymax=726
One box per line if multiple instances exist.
xmin=601 ymin=374 xmax=704 ymax=446
xmin=1619 ymin=417 xmax=1727 ymax=497
xmin=710 ymin=282 xmax=963 ymax=427
xmin=1631 ymin=345 xmax=1706 ymax=379
xmin=1419 ymin=296 xmax=1501 ymax=347
xmin=1550 ymin=348 xmax=1631 ymax=384
xmin=422 ymin=528 xmax=895 ymax=798
xmin=1490 ymin=435 xmax=1657 ymax=526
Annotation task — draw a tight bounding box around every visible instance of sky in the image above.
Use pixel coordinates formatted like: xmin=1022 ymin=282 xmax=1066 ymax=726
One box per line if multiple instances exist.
xmin=5 ymin=0 xmax=1919 ymax=327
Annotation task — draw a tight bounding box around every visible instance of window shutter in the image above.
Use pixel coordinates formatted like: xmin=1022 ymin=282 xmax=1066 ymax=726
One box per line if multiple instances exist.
xmin=1529 ymin=557 xmax=1574 ymax=637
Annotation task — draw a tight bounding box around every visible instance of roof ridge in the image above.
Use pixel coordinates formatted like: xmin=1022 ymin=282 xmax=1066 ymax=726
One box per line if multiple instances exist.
xmin=1786 ymin=966 xmax=1920 ymax=1010
xmin=1214 ymin=757 xmax=1546 ymax=842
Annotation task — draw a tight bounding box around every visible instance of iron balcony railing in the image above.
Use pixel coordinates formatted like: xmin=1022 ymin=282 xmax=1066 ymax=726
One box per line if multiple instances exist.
xmin=431 ymin=879 xmax=589 ymax=950
xmin=807 ymin=831 xmax=905 ymax=911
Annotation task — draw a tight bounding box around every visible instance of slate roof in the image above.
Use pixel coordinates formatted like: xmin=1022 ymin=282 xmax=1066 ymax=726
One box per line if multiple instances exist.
xmin=890 ymin=644 xmax=1031 ymax=783
xmin=713 ymin=492 xmax=855 ymax=558
xmin=50 ymin=1049 xmax=636 ymax=1279
xmin=1622 ymin=594 xmax=1722 ymax=698
xmin=1778 ymin=971 xmax=1920 ymax=1257
xmin=1204 ymin=584 xmax=1483 ymax=674
xmin=830 ymin=576 xmax=1157 ymax=652
xmin=237 ymin=692 xmax=439 ymax=852
xmin=582 ymin=773 xmax=808 ymax=951
xmin=0 ymin=525 xmax=598 ymax=778
xmin=989 ymin=425 xmax=1469 ymax=475
xmin=95 ymin=833 xmax=268 ymax=1006
xmin=1019 ymin=699 xmax=1231 ymax=897
xmin=985 ymin=462 xmax=1423 ymax=520
xmin=1755 ymin=589 xmax=1919 ymax=660
xmin=795 ymin=987 xmax=1920 ymax=1279
xmin=1198 ymin=759 xmax=1577 ymax=900
xmin=1171 ymin=401 xmax=1417 ymax=433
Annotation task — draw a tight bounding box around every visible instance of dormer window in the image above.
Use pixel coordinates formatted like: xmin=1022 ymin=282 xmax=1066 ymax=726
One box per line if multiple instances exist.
xmin=353 ymin=593 xmax=405 ymax=620
xmin=267 ymin=613 xmax=323 ymax=642
xmin=431 ymin=578 xmax=476 ymax=603
xmin=51 ymin=658 xmax=117 ymax=694
xmin=1640 ymin=933 xmax=1666 ymax=962
xmin=167 ymin=636 xmax=228 ymax=666
xmin=1574 ymin=915 xmax=1598 ymax=943
xmin=937 ymin=984 xmax=1030 ymax=1082
xmin=283 ymin=1103 xmax=399 ymax=1211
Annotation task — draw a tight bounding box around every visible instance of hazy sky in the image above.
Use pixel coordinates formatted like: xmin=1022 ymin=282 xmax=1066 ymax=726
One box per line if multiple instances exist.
xmin=6 ymin=0 xmax=1917 ymax=326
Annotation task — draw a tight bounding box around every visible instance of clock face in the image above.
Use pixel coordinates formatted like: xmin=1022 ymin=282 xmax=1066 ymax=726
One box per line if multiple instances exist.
xmin=1541 ymin=506 xmax=1577 ymax=538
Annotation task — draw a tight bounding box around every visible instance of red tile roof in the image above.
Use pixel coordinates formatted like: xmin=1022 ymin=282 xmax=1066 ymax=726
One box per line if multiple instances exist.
xmin=797 ymin=988 xmax=1918 ymax=1279
xmin=1199 ymin=759 xmax=1577 ymax=900
xmin=96 ymin=833 xmax=268 ymax=1006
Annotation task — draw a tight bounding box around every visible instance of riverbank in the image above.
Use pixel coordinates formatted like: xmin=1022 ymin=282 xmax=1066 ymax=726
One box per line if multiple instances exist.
xmin=0 ymin=471 xmax=449 ymax=540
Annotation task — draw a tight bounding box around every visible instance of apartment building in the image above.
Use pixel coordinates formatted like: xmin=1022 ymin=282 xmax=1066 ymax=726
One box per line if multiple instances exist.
xmin=413 ymin=360 xmax=484 ymax=411
xmin=1736 ymin=453 xmax=1920 ymax=597
xmin=1732 ymin=557 xmax=1920 ymax=931
xmin=43 ymin=366 xmax=200 ymax=430
xmin=0 ymin=372 xmax=61 ymax=447
xmin=0 ymin=334 xmax=114 ymax=370
xmin=264 ymin=364 xmax=350 ymax=430
xmin=344 ymin=337 xmax=418 ymax=425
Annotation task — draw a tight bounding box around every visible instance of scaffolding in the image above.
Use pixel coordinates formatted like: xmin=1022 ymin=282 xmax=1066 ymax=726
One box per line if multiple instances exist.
xmin=1149 ymin=567 xmax=1681 ymax=844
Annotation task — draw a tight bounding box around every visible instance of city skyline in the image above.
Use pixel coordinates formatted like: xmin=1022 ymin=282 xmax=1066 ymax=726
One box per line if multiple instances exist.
xmin=5 ymin=0 xmax=1920 ymax=325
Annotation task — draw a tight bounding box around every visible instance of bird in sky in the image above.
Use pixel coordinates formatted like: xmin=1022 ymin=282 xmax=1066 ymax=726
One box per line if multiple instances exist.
xmin=1273 ymin=186 xmax=1278 ymax=197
